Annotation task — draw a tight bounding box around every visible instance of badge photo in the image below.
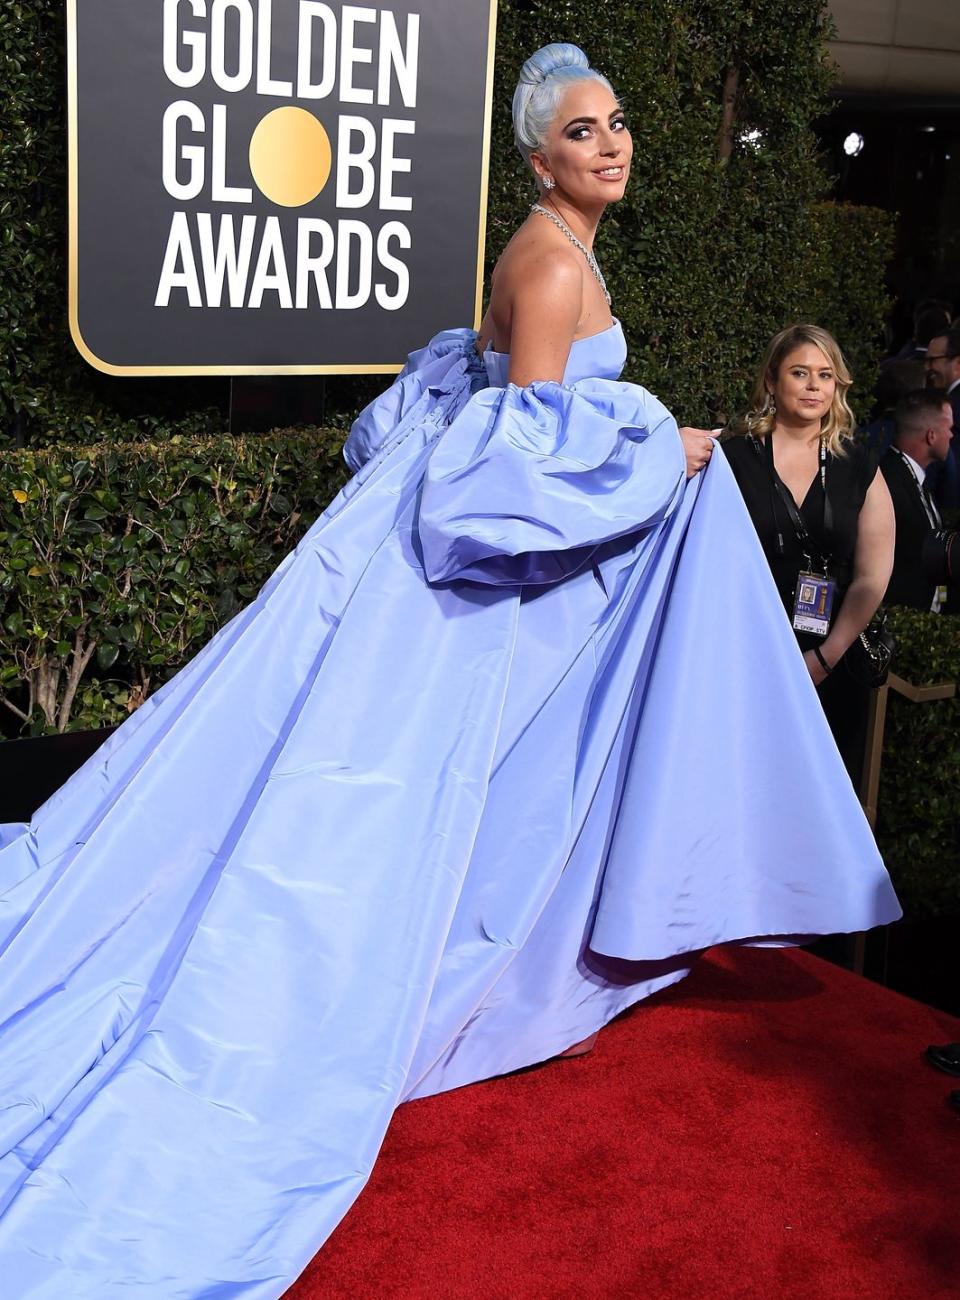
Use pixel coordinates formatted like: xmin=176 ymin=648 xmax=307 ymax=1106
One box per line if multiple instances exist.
xmin=792 ymin=569 xmax=835 ymax=637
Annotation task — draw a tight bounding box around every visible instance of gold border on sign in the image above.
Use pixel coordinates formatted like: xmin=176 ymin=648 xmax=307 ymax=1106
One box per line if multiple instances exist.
xmin=66 ymin=0 xmax=499 ymax=377
xmin=473 ymin=0 xmax=498 ymax=332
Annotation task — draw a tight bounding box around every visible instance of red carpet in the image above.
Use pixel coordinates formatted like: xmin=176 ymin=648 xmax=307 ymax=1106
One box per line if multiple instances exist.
xmin=288 ymin=947 xmax=959 ymax=1299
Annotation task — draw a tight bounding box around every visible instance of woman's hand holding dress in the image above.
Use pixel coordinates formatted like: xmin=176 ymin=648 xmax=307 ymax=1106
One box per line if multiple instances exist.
xmin=678 ymin=427 xmax=716 ymax=478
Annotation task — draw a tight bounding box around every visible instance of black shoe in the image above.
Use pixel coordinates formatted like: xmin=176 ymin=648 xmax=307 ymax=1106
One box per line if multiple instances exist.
xmin=925 ymin=1043 xmax=960 ymax=1077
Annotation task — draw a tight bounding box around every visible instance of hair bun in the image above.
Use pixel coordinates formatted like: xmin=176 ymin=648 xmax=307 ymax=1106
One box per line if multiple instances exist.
xmin=512 ymin=43 xmax=609 ymax=167
xmin=518 ymin=43 xmax=589 ymax=87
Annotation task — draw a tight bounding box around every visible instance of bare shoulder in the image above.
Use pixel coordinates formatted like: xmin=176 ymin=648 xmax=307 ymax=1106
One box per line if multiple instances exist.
xmin=501 ymin=221 xmax=582 ymax=289
xmin=485 ymin=216 xmax=589 ymax=375
xmin=494 ymin=224 xmax=583 ymax=326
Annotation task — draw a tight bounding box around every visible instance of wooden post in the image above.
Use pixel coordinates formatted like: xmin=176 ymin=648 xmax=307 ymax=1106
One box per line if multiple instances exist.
xmin=718 ymin=67 xmax=739 ymax=162
xmin=859 ymin=683 xmax=889 ymax=830
xmin=853 ymin=672 xmax=955 ymax=978
xmin=859 ymin=673 xmax=955 ymax=829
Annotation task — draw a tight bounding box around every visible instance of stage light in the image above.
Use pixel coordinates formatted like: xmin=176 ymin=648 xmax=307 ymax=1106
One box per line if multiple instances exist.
xmin=843 ymin=132 xmax=864 ymax=157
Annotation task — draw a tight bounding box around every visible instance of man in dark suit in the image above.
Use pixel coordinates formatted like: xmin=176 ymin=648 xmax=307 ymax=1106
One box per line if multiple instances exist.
xmin=880 ymin=389 xmax=953 ymax=610
xmin=924 ymin=325 xmax=960 ymax=512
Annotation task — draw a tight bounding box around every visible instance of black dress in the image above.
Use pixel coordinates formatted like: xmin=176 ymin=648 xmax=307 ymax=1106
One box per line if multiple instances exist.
xmin=721 ymin=433 xmax=879 ymax=786
xmin=879 ymin=447 xmax=939 ymax=611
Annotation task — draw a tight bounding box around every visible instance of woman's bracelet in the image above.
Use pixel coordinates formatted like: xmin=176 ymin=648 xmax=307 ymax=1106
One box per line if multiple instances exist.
xmin=813 ymin=645 xmax=834 ymax=675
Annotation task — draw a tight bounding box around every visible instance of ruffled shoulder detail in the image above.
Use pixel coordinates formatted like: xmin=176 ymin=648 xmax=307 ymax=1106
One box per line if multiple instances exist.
xmin=343 ymin=328 xmax=486 ymax=473
xmin=418 ymin=378 xmax=686 ymax=586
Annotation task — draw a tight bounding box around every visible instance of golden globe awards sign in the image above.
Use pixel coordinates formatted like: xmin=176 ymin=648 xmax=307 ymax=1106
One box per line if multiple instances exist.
xmin=67 ymin=0 xmax=497 ymax=374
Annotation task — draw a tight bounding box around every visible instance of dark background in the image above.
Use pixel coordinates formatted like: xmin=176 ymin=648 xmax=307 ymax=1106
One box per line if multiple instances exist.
xmin=74 ymin=0 xmax=494 ymax=371
xmin=819 ymin=93 xmax=960 ymax=349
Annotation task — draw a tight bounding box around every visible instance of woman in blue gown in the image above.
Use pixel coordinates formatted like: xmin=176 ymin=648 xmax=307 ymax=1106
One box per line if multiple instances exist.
xmin=0 ymin=43 xmax=899 ymax=1299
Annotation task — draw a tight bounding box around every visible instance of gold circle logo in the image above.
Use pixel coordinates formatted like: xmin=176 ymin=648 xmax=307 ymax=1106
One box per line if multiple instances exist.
xmin=248 ymin=107 xmax=332 ymax=208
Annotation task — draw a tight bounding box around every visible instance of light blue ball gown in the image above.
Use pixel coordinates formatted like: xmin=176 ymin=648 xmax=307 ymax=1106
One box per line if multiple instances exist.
xmin=0 ymin=320 xmax=900 ymax=1297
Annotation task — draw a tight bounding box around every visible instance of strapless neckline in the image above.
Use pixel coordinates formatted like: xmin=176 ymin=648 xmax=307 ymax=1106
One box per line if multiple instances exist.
xmin=482 ymin=318 xmax=626 ymax=388
xmin=483 ymin=318 xmax=622 ymax=360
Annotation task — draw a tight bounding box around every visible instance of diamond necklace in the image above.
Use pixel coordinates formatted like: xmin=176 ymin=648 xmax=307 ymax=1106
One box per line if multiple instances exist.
xmin=530 ymin=203 xmax=611 ymax=306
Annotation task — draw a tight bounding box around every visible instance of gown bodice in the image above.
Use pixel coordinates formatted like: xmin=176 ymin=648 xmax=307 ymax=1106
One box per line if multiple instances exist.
xmin=483 ymin=319 xmax=627 ymax=388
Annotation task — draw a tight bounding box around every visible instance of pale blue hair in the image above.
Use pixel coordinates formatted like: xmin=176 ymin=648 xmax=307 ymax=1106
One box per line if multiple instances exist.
xmin=512 ymin=44 xmax=615 ymax=168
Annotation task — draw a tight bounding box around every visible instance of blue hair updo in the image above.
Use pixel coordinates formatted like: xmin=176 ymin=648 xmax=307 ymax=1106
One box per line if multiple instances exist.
xmin=512 ymin=43 xmax=614 ymax=168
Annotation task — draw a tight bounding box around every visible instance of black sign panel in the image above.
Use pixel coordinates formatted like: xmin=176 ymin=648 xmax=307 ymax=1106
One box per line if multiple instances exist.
xmin=68 ymin=0 xmax=497 ymax=374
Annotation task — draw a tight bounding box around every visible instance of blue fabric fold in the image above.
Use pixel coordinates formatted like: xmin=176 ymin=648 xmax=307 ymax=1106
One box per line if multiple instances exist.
xmin=343 ymin=327 xmax=484 ymax=473
xmin=419 ymin=379 xmax=686 ymax=585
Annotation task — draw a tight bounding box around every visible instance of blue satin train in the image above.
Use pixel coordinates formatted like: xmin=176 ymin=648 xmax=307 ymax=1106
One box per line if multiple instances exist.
xmin=0 ymin=321 xmax=900 ymax=1297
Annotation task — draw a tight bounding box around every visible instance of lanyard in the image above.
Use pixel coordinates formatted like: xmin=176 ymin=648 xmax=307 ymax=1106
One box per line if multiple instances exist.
xmin=891 ymin=447 xmax=941 ymax=530
xmin=749 ymin=435 xmax=833 ymax=571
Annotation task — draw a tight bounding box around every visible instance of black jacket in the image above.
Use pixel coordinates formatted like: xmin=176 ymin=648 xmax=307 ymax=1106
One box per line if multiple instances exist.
xmin=880 ymin=448 xmax=939 ymax=610
xmin=927 ymin=385 xmax=960 ymax=513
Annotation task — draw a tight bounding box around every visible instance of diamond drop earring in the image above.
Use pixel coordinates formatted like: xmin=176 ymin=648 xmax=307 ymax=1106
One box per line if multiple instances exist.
xmin=541 ymin=176 xmax=556 ymax=191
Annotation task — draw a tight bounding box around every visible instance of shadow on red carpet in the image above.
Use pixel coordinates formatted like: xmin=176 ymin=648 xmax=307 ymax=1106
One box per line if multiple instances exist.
xmin=287 ymin=946 xmax=959 ymax=1300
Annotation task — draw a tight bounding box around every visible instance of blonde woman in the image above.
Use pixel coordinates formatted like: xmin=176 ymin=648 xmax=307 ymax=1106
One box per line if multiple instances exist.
xmin=723 ymin=324 xmax=895 ymax=779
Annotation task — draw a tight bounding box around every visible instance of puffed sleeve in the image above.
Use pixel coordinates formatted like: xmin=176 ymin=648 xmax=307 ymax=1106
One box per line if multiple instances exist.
xmin=418 ymin=379 xmax=686 ymax=586
xmin=343 ymin=329 xmax=483 ymax=474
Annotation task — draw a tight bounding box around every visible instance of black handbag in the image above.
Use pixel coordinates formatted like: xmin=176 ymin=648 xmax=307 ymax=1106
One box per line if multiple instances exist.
xmin=843 ymin=609 xmax=896 ymax=689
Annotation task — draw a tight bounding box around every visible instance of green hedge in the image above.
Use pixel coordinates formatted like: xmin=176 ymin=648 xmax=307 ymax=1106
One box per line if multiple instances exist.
xmin=0 ymin=0 xmax=70 ymax=436
xmin=875 ymin=608 xmax=960 ymax=919
xmin=0 ymin=431 xmax=348 ymax=733
xmin=0 ymin=0 xmax=228 ymax=445
xmin=1 ymin=0 xmax=894 ymax=445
